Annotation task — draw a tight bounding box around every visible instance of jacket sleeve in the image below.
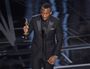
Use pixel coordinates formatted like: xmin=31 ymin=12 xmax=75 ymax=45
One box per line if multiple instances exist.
xmin=28 ymin=17 xmax=34 ymax=34
xmin=53 ymin=20 xmax=63 ymax=56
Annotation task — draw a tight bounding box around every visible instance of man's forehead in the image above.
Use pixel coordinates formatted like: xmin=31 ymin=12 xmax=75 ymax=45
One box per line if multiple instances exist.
xmin=41 ymin=8 xmax=51 ymax=12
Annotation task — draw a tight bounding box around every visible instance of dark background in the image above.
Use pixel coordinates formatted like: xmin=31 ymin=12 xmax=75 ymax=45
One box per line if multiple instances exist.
xmin=0 ymin=0 xmax=90 ymax=69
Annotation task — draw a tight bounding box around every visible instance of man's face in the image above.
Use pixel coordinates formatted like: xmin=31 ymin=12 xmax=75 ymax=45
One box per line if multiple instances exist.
xmin=41 ymin=8 xmax=51 ymax=21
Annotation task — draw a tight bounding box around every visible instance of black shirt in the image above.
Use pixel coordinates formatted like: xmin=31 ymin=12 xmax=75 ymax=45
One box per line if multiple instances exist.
xmin=41 ymin=20 xmax=48 ymax=38
xmin=41 ymin=20 xmax=49 ymax=56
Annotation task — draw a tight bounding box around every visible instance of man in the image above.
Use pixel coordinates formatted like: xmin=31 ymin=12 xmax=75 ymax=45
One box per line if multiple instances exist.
xmin=23 ymin=3 xmax=63 ymax=69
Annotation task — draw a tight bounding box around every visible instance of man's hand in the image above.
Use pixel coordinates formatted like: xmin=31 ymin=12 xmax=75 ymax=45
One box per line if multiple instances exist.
xmin=47 ymin=55 xmax=58 ymax=65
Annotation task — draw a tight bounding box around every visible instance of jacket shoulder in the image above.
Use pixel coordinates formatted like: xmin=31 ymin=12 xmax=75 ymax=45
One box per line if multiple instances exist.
xmin=50 ymin=15 xmax=59 ymax=22
xmin=32 ymin=14 xmax=40 ymax=20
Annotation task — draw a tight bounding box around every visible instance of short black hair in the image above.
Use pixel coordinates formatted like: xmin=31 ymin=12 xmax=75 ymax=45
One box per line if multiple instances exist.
xmin=41 ymin=3 xmax=52 ymax=11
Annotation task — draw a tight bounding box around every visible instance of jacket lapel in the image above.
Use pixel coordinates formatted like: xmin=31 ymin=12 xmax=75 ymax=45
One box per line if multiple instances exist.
xmin=36 ymin=20 xmax=41 ymax=32
xmin=47 ymin=21 xmax=54 ymax=33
